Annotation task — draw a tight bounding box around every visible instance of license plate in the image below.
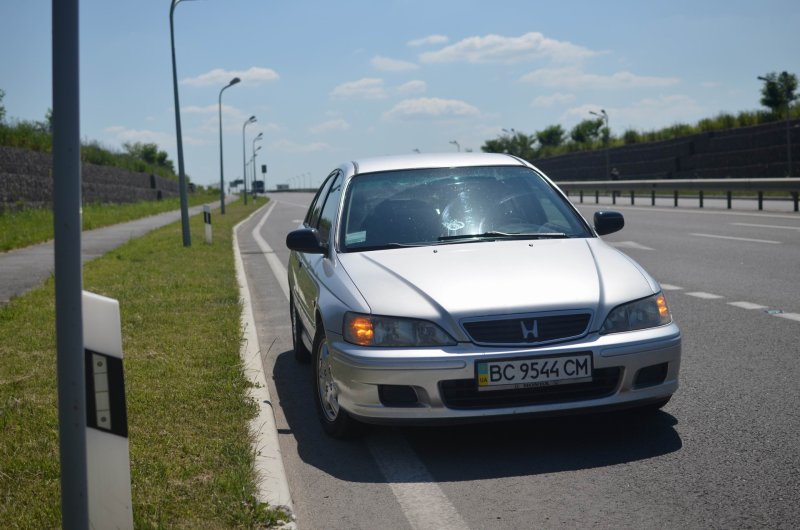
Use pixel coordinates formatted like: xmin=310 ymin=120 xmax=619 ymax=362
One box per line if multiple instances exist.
xmin=476 ymin=354 xmax=592 ymax=391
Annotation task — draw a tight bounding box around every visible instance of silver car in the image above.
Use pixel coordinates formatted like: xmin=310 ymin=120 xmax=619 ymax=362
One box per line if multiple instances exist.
xmin=287 ymin=153 xmax=681 ymax=438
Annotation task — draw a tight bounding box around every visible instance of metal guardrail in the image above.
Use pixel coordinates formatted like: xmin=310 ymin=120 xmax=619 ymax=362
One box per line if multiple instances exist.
xmin=556 ymin=178 xmax=800 ymax=212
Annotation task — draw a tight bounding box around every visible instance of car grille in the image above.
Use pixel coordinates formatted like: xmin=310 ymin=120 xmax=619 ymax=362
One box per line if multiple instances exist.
xmin=462 ymin=312 xmax=591 ymax=345
xmin=439 ymin=367 xmax=621 ymax=409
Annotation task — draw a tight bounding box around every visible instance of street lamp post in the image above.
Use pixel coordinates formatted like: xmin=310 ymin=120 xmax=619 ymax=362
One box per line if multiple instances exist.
xmin=218 ymin=77 xmax=240 ymax=214
xmin=242 ymin=116 xmax=256 ymax=205
xmin=758 ymin=74 xmax=793 ymax=177
xmin=251 ymin=133 xmax=263 ymax=197
xmin=590 ymin=109 xmax=610 ymax=179
xmin=449 ymin=140 xmax=460 ymax=152
xmin=169 ymin=0 xmax=194 ymax=247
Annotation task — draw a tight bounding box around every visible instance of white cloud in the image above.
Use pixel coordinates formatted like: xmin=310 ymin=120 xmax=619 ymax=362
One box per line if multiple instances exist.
xmin=181 ymin=67 xmax=279 ymax=87
xmin=396 ymin=80 xmax=427 ymax=95
xmin=309 ymin=119 xmax=351 ymax=134
xmin=531 ymin=93 xmax=576 ymax=107
xmin=371 ymin=56 xmax=419 ymax=72
xmin=419 ymin=32 xmax=597 ymax=64
xmin=270 ymin=140 xmax=330 ymax=154
xmin=331 ymin=78 xmax=388 ymax=99
xmin=521 ymin=67 xmax=680 ymax=90
xmin=383 ymin=97 xmax=480 ymax=120
xmin=407 ymin=34 xmax=449 ymax=47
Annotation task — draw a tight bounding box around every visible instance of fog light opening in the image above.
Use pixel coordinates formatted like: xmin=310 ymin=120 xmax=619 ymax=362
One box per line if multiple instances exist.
xmin=378 ymin=385 xmax=419 ymax=407
xmin=633 ymin=363 xmax=668 ymax=389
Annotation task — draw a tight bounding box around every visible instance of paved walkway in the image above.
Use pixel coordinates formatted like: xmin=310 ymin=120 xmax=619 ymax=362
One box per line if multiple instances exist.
xmin=0 ymin=201 xmax=226 ymax=305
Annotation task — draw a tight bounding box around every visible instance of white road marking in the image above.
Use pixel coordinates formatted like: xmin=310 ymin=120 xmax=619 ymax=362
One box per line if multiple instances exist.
xmin=686 ymin=292 xmax=725 ymax=300
xmin=367 ymin=434 xmax=469 ymax=530
xmin=774 ymin=313 xmax=800 ymax=323
xmin=253 ymin=200 xmax=467 ymax=529
xmin=251 ymin=202 xmax=291 ymax=301
xmin=731 ymin=222 xmax=800 ymax=231
xmin=660 ymin=284 xmax=684 ymax=291
xmin=728 ymin=301 xmax=769 ymax=310
xmin=690 ymin=233 xmax=781 ymax=244
xmin=609 ymin=241 xmax=655 ymax=250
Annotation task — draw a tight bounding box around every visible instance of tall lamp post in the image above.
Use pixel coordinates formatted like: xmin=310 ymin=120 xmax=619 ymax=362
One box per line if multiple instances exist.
xmin=242 ymin=115 xmax=256 ymax=205
xmin=169 ymin=0 xmax=193 ymax=246
xmin=758 ymin=74 xmax=793 ymax=177
xmin=218 ymin=77 xmax=240 ymax=214
xmin=251 ymin=132 xmax=263 ymax=196
xmin=449 ymin=140 xmax=460 ymax=152
xmin=590 ymin=109 xmax=610 ymax=179
xmin=252 ymin=144 xmax=262 ymax=197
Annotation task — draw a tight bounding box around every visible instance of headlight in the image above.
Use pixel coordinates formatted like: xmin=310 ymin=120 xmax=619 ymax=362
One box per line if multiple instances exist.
xmin=344 ymin=312 xmax=456 ymax=347
xmin=600 ymin=293 xmax=672 ymax=334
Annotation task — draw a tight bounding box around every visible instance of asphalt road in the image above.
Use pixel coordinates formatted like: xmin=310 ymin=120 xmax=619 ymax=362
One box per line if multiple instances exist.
xmin=238 ymin=193 xmax=800 ymax=529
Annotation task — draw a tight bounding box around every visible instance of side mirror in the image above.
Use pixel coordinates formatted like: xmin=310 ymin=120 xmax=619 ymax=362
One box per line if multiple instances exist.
xmin=286 ymin=228 xmax=326 ymax=254
xmin=594 ymin=211 xmax=624 ymax=236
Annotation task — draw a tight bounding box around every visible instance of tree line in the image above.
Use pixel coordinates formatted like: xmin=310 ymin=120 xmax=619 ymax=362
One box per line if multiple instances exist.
xmin=482 ymin=71 xmax=799 ymax=161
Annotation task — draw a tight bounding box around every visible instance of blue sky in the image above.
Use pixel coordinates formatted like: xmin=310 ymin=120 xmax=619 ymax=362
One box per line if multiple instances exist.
xmin=1 ymin=0 xmax=799 ymax=189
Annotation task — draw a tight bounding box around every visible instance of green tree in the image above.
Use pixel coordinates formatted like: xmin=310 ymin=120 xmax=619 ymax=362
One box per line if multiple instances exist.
xmin=569 ymin=118 xmax=603 ymax=146
xmin=0 ymin=88 xmax=6 ymax=123
xmin=536 ymin=124 xmax=565 ymax=148
xmin=481 ymin=130 xmax=538 ymax=160
xmin=759 ymin=71 xmax=799 ymax=116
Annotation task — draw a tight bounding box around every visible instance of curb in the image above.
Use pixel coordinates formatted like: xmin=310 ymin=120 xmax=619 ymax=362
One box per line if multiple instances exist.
xmin=232 ymin=206 xmax=296 ymax=527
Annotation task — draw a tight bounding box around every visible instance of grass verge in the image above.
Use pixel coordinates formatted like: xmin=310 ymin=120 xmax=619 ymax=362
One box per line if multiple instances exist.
xmin=0 ymin=190 xmax=219 ymax=253
xmin=0 ymin=198 xmax=291 ymax=528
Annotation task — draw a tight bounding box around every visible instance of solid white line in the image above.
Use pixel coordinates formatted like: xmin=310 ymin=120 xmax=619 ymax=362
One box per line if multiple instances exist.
xmin=367 ymin=434 xmax=469 ymax=530
xmin=233 ymin=208 xmax=295 ymax=520
xmin=690 ymin=233 xmax=781 ymax=244
xmin=728 ymin=301 xmax=768 ymax=310
xmin=252 ymin=201 xmax=291 ymax=301
xmin=254 ymin=201 xmax=468 ymax=530
xmin=686 ymin=292 xmax=724 ymax=300
xmin=774 ymin=312 xmax=800 ymax=323
xmin=731 ymin=222 xmax=800 ymax=231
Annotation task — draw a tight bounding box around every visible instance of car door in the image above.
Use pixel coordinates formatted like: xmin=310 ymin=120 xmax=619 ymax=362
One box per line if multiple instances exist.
xmin=292 ymin=171 xmax=341 ymax=333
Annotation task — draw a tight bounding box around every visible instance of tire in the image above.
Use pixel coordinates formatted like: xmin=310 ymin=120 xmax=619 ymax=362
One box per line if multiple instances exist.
xmin=312 ymin=327 xmax=362 ymax=438
xmin=290 ymin=295 xmax=311 ymax=363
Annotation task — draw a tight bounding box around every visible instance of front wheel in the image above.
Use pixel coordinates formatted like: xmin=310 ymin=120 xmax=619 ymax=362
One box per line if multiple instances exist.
xmin=312 ymin=328 xmax=362 ymax=438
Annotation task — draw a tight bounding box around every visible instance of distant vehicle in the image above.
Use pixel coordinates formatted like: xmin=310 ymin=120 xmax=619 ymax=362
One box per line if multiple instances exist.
xmin=286 ymin=153 xmax=681 ymax=438
xmin=252 ymin=180 xmax=264 ymax=194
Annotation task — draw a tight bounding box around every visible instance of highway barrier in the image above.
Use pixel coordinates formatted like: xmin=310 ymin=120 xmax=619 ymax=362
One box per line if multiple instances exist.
xmin=557 ymin=178 xmax=800 ymax=212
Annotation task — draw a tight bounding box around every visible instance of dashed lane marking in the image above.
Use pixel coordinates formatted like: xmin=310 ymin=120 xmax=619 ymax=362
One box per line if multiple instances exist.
xmin=775 ymin=313 xmax=800 ymax=323
xmin=609 ymin=241 xmax=655 ymax=251
xmin=728 ymin=301 xmax=769 ymax=310
xmin=686 ymin=292 xmax=725 ymax=300
xmin=660 ymin=284 xmax=684 ymax=291
xmin=690 ymin=233 xmax=781 ymax=244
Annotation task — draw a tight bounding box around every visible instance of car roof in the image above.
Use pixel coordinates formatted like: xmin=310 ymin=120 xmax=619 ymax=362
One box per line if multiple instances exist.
xmin=351 ymin=152 xmax=526 ymax=175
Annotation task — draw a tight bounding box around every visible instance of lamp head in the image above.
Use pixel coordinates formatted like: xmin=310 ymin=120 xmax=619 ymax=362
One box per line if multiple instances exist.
xmin=229 ymin=77 xmax=241 ymax=87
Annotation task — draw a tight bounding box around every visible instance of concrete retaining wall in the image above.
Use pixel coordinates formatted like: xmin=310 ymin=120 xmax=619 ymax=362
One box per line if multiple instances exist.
xmin=0 ymin=146 xmax=179 ymax=212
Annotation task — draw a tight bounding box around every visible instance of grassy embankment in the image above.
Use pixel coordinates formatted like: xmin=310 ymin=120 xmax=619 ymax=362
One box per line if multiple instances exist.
xmin=0 ymin=198 xmax=291 ymax=528
xmin=0 ymin=190 xmax=218 ymax=252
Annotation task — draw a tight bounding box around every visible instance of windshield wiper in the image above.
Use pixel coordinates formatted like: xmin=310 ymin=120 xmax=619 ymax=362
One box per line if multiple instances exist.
xmin=349 ymin=242 xmax=423 ymax=252
xmin=437 ymin=231 xmax=569 ymax=242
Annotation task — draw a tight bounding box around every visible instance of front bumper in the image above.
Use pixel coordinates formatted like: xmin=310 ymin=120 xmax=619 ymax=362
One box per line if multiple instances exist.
xmin=328 ymin=323 xmax=681 ymax=424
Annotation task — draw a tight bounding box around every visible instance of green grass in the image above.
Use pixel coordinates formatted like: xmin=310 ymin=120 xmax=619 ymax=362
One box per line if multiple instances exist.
xmin=0 ymin=199 xmax=291 ymax=528
xmin=0 ymin=191 xmax=219 ymax=252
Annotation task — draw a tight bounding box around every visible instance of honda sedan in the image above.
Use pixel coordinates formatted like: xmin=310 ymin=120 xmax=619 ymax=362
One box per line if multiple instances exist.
xmin=287 ymin=153 xmax=681 ymax=437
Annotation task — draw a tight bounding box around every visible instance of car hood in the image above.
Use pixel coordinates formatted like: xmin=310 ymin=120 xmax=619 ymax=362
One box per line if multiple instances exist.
xmin=337 ymin=238 xmax=658 ymax=327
